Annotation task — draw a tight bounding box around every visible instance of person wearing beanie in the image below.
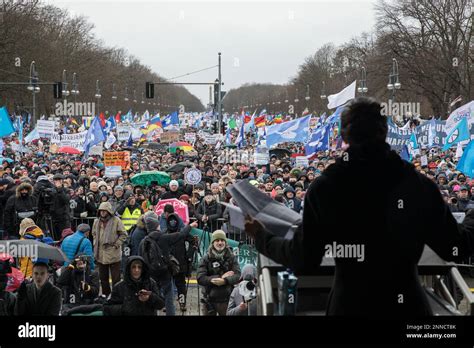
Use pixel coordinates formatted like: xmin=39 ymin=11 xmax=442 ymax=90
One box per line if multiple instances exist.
xmin=197 ymin=229 xmax=240 ymax=316
xmin=160 ymin=179 xmax=183 ymax=200
xmin=61 ymin=223 xmax=95 ymax=270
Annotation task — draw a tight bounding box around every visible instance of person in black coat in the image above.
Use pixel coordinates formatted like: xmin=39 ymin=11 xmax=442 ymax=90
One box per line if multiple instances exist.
xmin=15 ymin=262 xmax=62 ymax=316
xmin=56 ymin=254 xmax=100 ymax=308
xmin=0 ymin=179 xmax=16 ymax=235
xmin=4 ymin=182 xmax=37 ymax=239
xmin=245 ymin=97 xmax=474 ymax=317
xmin=139 ymin=213 xmax=197 ymax=316
xmin=103 ymin=256 xmax=164 ymax=316
xmin=195 ymin=191 xmax=222 ymax=230
xmin=160 ymin=180 xmax=183 ymax=200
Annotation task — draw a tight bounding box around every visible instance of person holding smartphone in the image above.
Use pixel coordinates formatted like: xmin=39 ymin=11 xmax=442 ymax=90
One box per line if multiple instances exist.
xmin=104 ymin=256 xmax=164 ymax=316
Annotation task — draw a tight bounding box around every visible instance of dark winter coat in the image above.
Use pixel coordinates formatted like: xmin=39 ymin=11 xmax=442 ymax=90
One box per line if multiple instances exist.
xmin=197 ymin=246 xmax=241 ymax=303
xmin=160 ymin=190 xmax=183 ymax=200
xmin=0 ymin=290 xmax=16 ymax=316
xmin=254 ymin=143 xmax=474 ymax=317
xmin=195 ymin=199 xmax=222 ymax=225
xmin=140 ymin=225 xmax=192 ymax=282
xmin=3 ymin=183 xmax=37 ymax=236
xmin=103 ymin=256 xmax=164 ymax=316
xmin=56 ymin=266 xmax=100 ymax=306
xmin=15 ymin=281 xmax=62 ymax=316
xmin=0 ymin=183 xmax=16 ymax=229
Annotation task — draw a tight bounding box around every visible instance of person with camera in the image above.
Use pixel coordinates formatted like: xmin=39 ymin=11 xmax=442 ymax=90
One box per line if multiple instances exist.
xmin=104 ymin=256 xmax=164 ymax=316
xmin=71 ymin=186 xmax=88 ymax=218
xmin=85 ymin=182 xmax=101 ymax=217
xmin=61 ymin=223 xmax=95 ymax=270
xmin=0 ymin=178 xmax=16 ymax=238
xmin=50 ymin=174 xmax=72 ymax=236
xmin=0 ymin=257 xmax=16 ymax=316
xmin=227 ymin=264 xmax=258 ymax=316
xmin=197 ymin=230 xmax=241 ymax=316
xmin=3 ymin=182 xmax=37 ymax=239
xmin=92 ymin=202 xmax=128 ymax=298
xmin=56 ymin=254 xmax=99 ymax=311
xmin=195 ymin=190 xmax=222 ymax=230
xmin=139 ymin=212 xmax=197 ymax=316
xmin=15 ymin=261 xmax=62 ymax=316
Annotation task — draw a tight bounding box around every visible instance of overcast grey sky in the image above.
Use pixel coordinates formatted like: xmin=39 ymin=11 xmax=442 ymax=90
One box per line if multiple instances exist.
xmin=53 ymin=0 xmax=377 ymax=105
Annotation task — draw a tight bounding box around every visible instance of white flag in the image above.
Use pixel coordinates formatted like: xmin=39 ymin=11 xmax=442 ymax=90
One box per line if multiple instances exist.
xmin=327 ymin=80 xmax=357 ymax=109
xmin=24 ymin=127 xmax=40 ymax=143
xmin=105 ymin=133 xmax=116 ymax=149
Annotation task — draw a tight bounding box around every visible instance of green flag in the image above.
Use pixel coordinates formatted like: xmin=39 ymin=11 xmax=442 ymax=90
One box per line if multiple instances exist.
xmin=228 ymin=118 xmax=237 ymax=129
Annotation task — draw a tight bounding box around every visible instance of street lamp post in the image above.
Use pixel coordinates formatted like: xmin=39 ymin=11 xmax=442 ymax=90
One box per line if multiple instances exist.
xmin=95 ymin=80 xmax=102 ymax=115
xmin=357 ymin=67 xmax=368 ymax=95
xmin=320 ymin=81 xmax=327 ymax=100
xmin=112 ymin=83 xmax=117 ymax=114
xmin=387 ymin=58 xmax=401 ymax=102
xmin=70 ymin=72 xmax=79 ymax=104
xmin=305 ymin=84 xmax=310 ymax=112
xmin=28 ymin=61 xmax=40 ymax=125
xmin=294 ymin=88 xmax=299 ymax=116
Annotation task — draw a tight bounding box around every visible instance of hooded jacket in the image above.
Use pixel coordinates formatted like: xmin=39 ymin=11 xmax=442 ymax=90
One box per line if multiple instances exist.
xmin=254 ymin=143 xmax=474 ymax=317
xmin=104 ymin=256 xmax=164 ymax=316
xmin=15 ymin=280 xmax=62 ymax=316
xmin=91 ymin=202 xmax=128 ymax=264
xmin=227 ymin=264 xmax=258 ymax=316
xmin=3 ymin=182 xmax=37 ymax=237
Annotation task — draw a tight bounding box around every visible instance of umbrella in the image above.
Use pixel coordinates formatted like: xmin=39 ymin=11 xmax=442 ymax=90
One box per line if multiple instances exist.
xmin=0 ymin=157 xmax=14 ymax=163
xmin=169 ymin=142 xmax=194 ymax=153
xmin=58 ymin=146 xmax=82 ymax=155
xmin=130 ymin=171 xmax=171 ymax=186
xmin=0 ymin=240 xmax=69 ymax=262
xmin=269 ymin=148 xmax=291 ymax=159
xmin=143 ymin=142 xmax=167 ymax=151
xmin=167 ymin=161 xmax=193 ymax=173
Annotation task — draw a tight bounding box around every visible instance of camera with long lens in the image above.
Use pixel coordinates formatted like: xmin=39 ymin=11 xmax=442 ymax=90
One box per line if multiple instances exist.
xmin=239 ymin=275 xmax=257 ymax=302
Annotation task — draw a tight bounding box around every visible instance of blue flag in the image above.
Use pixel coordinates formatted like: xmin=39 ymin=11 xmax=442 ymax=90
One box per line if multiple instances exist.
xmin=305 ymin=123 xmax=331 ymax=157
xmin=0 ymin=107 xmax=15 ymax=138
xmin=266 ymin=115 xmax=311 ymax=148
xmin=235 ymin=122 xmax=245 ymax=149
xmin=457 ymin=140 xmax=474 ymax=177
xmin=400 ymin=145 xmax=411 ymax=162
xmin=104 ymin=116 xmax=117 ymax=134
xmin=225 ymin=127 xmax=231 ymax=146
xmin=83 ymin=116 xmax=106 ymax=156
xmin=442 ymin=117 xmax=469 ymax=151
xmin=409 ymin=133 xmax=419 ymax=149
xmin=127 ymin=132 xmax=133 ymax=147
xmin=162 ymin=111 xmax=179 ymax=128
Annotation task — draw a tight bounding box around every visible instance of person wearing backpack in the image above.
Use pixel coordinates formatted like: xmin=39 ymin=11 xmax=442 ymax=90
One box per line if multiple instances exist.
xmin=61 ymin=224 xmax=95 ymax=270
xmin=139 ymin=212 xmax=197 ymax=316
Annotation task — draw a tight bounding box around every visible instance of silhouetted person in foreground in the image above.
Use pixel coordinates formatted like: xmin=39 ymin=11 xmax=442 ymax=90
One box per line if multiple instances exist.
xmin=246 ymin=97 xmax=474 ymax=316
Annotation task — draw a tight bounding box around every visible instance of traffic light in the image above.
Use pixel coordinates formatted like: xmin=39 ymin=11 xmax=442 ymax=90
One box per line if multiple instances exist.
xmin=145 ymin=82 xmax=154 ymax=99
xmin=53 ymin=82 xmax=62 ymax=99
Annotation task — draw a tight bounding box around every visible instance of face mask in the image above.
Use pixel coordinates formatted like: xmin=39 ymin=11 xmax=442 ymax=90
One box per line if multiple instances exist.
xmin=199 ymin=191 xmax=205 ymax=197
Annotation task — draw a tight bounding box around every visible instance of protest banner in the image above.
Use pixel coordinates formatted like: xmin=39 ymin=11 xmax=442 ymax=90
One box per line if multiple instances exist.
xmin=103 ymin=151 xmax=131 ymax=169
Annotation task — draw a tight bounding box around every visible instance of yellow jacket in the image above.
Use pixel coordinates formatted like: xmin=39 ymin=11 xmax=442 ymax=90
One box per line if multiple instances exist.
xmin=19 ymin=226 xmax=45 ymax=278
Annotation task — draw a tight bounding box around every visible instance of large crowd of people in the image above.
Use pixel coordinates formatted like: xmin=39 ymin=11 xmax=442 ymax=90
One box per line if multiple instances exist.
xmin=0 ymin=106 xmax=472 ymax=316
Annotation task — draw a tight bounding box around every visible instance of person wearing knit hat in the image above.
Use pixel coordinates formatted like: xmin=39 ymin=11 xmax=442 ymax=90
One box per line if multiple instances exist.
xmin=210 ymin=229 xmax=227 ymax=245
xmin=197 ymin=228 xmax=240 ymax=316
